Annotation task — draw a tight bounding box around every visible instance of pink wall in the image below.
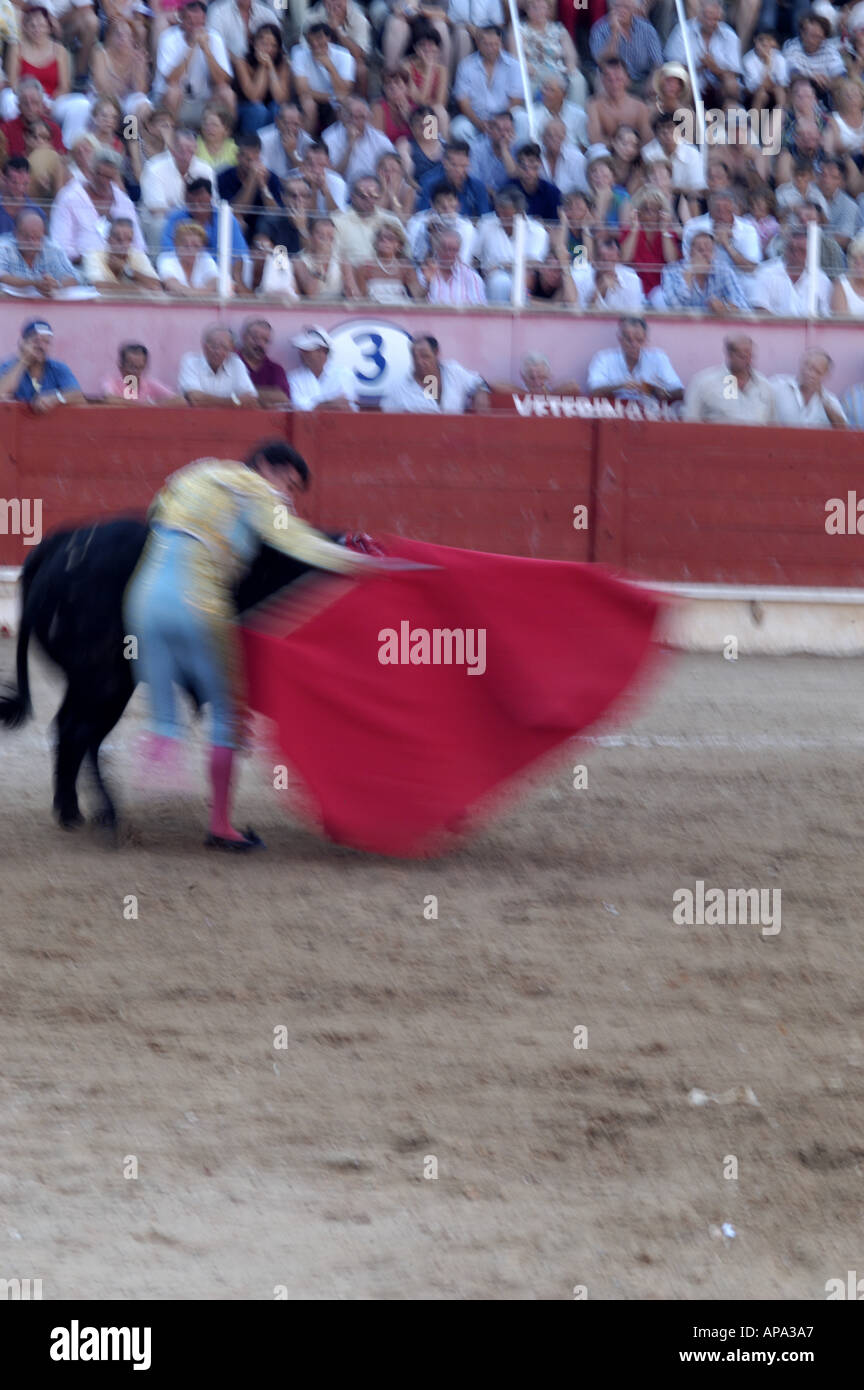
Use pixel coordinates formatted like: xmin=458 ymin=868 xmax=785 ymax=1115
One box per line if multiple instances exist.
xmin=1 ymin=300 xmax=863 ymax=396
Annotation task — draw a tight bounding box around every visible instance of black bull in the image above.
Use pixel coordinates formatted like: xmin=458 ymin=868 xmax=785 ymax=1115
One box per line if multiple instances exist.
xmin=0 ymin=518 xmax=324 ymax=828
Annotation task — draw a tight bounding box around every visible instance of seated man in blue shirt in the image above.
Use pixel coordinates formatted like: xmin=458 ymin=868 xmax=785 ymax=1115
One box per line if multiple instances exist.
xmin=0 ymin=319 xmax=85 ymax=414
xmin=217 ymin=132 xmax=283 ymax=244
xmin=161 ymin=179 xmax=249 ymax=291
xmin=418 ymin=140 xmax=491 ymax=217
xmin=500 ymin=143 xmax=561 ymax=221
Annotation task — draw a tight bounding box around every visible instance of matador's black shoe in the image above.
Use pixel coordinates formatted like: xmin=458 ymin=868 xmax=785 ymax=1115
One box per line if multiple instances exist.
xmin=204 ymin=827 xmax=266 ymax=853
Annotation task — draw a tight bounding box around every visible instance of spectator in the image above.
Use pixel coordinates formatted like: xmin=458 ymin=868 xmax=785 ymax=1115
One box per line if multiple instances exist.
xmin=609 ymin=123 xmax=646 ymax=197
xmin=472 ymin=187 xmax=548 ymax=303
xmin=291 ymin=23 xmax=356 ymax=136
xmin=641 ymin=112 xmax=705 ymax=196
xmin=651 ymin=59 xmax=693 ymax=117
xmin=405 ymin=27 xmax=449 ymax=140
xmin=743 ymin=182 xmax=779 ymax=256
xmin=0 ymin=155 xmax=45 ymax=236
xmin=586 ymin=57 xmax=653 ymax=147
xmin=405 ymin=103 xmax=446 ymax=186
xmin=683 ymin=334 xmax=774 ymax=423
xmin=406 ymin=181 xmax=475 ymax=263
xmin=452 ymin=25 xmax=522 ymax=146
xmin=260 ymin=103 xmax=314 ymax=179
xmin=140 ymin=127 xmax=215 ymax=251
xmin=294 ymin=141 xmax=348 ymax=213
xmin=748 ymin=221 xmax=832 ymax=316
xmin=382 ymin=332 xmax=490 ymax=414
xmin=540 ymin=117 xmax=587 ymax=197
xmin=49 ymin=146 xmax=145 ymax=265
xmin=841 ymin=373 xmax=864 ymax=430
xmin=770 ymin=348 xmax=846 ymax=428
xmin=160 ymin=178 xmax=248 ymax=290
xmin=513 ymin=0 xmax=584 ymax=102
xmin=526 ymin=248 xmax=578 ymax=304
xmin=371 ymin=66 xmax=416 ymax=162
xmin=571 ymin=230 xmax=645 ymax=311
xmin=659 ymin=228 xmax=750 ymax=312
xmin=2 ymin=5 xmax=90 ymax=148
xmin=237 ymin=316 xmax=291 ymax=405
xmin=256 ymin=233 xmax=299 ymax=300
xmin=83 ymin=216 xmax=162 ymax=294
xmin=218 ymin=130 xmax=283 ymax=240
xmin=294 ymin=213 xmax=345 ymax=297
xmin=322 ymin=97 xmax=395 ymax=185
xmin=0 ymin=209 xmax=79 ymax=296
xmin=825 ymin=79 xmax=864 ymax=159
xmin=232 ymin=21 xmax=291 ymax=134
xmin=665 ymin=0 xmax=741 ymax=105
xmin=90 ymin=21 xmax=151 ymax=127
xmin=782 ymin=11 xmax=845 ymax=90
xmin=0 ymin=318 xmax=84 ymax=410
xmin=470 ymin=109 xmax=518 ymax=194
xmin=559 ymin=190 xmax=595 ymax=266
xmin=1 ymin=78 xmax=64 ymax=160
xmin=332 ymin=175 xmax=402 ymax=264
xmin=152 ymin=0 xmax=235 ymax=126
xmin=422 ymin=224 xmax=487 ymax=305
xmin=287 ymin=324 xmax=357 ymax=411
xmin=586 ymin=315 xmax=683 ymax=408
xmin=742 ymin=29 xmax=789 ymax=107
xmin=418 ymin=137 xmax=490 ymax=217
xmin=590 ymin=0 xmax=663 ymax=90
xmin=585 ymin=152 xmax=630 ymax=229
xmin=157 ymin=219 xmax=220 ymax=296
xmin=352 ymin=220 xmax=423 ymax=301
xmin=501 ymin=142 xmax=561 ymax=220
xmin=307 ymin=0 xmax=372 ymax=86
xmin=258 ymin=177 xmax=311 ymax=255
xmin=384 ymin=2 xmax=453 ymax=75
xmin=831 ymin=234 xmax=864 ymax=317
xmin=620 ymin=187 xmax=680 ymax=295
xmin=208 ymin=0 xmax=281 ymax=64
xmin=178 ymin=324 xmax=259 ymax=406
xmin=20 ymin=116 xmax=66 ymax=204
xmin=491 ymin=351 xmax=581 ymax=396
xmin=196 ymin=104 xmax=239 ymax=171
xmin=100 ymin=342 xmax=181 ymax=405
xmin=792 ymin=193 xmax=845 ymax=277
xmin=682 ymin=190 xmax=761 ymax=273
xmin=816 ymin=156 xmax=858 ymax=252
xmin=376 ymin=149 xmax=416 ymax=219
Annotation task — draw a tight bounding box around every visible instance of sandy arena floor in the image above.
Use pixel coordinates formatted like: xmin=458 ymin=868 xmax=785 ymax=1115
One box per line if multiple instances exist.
xmin=1 ymin=644 xmax=862 ymax=1300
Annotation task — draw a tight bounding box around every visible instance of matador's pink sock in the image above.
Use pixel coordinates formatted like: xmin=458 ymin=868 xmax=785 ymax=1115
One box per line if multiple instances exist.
xmin=209 ymin=745 xmax=245 ymax=841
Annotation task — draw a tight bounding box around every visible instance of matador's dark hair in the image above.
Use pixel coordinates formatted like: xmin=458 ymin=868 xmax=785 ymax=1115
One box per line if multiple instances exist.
xmin=246 ymin=440 xmax=310 ymax=490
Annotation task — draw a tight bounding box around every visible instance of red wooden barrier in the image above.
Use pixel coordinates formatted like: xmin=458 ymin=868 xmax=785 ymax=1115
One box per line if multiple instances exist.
xmin=1 ymin=405 xmax=861 ymax=586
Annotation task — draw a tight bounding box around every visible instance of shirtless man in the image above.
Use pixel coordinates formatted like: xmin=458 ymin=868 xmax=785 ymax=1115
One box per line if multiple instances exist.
xmin=587 ymin=57 xmax=653 ymax=147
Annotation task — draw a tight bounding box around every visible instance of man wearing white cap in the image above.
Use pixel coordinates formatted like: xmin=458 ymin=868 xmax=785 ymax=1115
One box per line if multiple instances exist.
xmin=0 ymin=318 xmax=84 ymax=411
xmin=287 ymin=326 xmax=357 ymax=411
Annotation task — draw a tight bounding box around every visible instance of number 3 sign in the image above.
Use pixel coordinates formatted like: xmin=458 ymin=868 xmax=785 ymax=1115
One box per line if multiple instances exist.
xmin=328 ymin=319 xmax=414 ymax=401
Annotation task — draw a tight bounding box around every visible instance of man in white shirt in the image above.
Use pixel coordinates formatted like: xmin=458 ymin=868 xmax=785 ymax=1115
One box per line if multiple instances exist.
xmin=572 ymin=231 xmax=645 ymax=311
xmin=406 ymin=184 xmax=475 ymax=264
xmin=516 ymin=72 xmax=588 ymax=150
xmin=382 ymin=334 xmax=489 ymax=414
xmin=540 ymin=119 xmax=587 ymax=196
xmin=139 ymin=129 xmax=214 ymax=254
xmin=770 ymin=349 xmax=847 ymax=428
xmin=322 ymin=98 xmax=394 ymax=186
xmin=289 ymin=142 xmax=348 ymax=213
xmin=260 ymin=103 xmax=314 ymax=180
xmin=683 ymin=334 xmax=775 ymax=423
xmin=178 ymin=325 xmax=259 ymax=406
xmin=152 ymin=0 xmax=234 ymax=126
xmin=472 ymin=188 xmax=548 ymax=303
xmin=333 ymin=175 xmax=402 ymax=264
xmin=291 ymin=22 xmax=355 ymax=135
xmin=665 ymin=0 xmax=741 ymax=102
xmin=682 ymin=191 xmax=760 ymax=272
xmin=49 ymin=149 xmax=146 ymax=265
xmin=207 ymin=0 xmax=279 ymax=62
xmin=452 ymin=25 xmax=523 ymax=145
xmin=287 ymin=326 xmax=357 ymax=411
xmin=641 ymin=112 xmax=705 ymax=194
xmin=587 ymin=316 xmax=683 ymax=409
xmin=748 ymin=223 xmax=832 ymax=317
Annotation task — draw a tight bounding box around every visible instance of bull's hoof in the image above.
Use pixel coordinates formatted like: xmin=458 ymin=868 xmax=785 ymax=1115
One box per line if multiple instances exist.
xmin=92 ymin=807 xmax=117 ymax=830
xmin=55 ymin=806 xmax=84 ymax=829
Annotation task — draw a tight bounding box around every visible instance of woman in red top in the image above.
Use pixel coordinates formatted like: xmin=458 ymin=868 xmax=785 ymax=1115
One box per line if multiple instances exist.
xmin=6 ymin=5 xmax=91 ymax=146
xmin=371 ymin=67 xmax=415 ymax=149
xmin=620 ymin=187 xmax=681 ymax=296
xmin=406 ymin=26 xmax=449 ymax=138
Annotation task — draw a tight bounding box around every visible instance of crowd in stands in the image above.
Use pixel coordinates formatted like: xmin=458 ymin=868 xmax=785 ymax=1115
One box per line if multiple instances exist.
xmin=1 ymin=0 xmax=864 ymax=318
xmin=2 ymin=312 xmax=862 ymax=428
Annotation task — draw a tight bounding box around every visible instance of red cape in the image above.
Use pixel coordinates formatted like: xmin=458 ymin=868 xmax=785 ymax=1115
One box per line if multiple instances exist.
xmin=241 ymin=537 xmax=663 ymax=856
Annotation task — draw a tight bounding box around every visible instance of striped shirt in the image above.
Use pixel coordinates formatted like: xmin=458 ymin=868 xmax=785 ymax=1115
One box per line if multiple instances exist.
xmin=0 ymin=234 xmax=81 ymax=284
xmin=660 ymin=260 xmax=750 ymax=311
xmin=425 ymin=260 xmax=488 ymax=306
xmin=589 ymin=16 xmax=663 ymax=84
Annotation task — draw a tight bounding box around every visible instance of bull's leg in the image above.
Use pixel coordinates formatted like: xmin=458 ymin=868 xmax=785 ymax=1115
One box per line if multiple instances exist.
xmin=87 ymin=690 xmax=134 ymax=828
xmin=53 ymin=687 xmax=90 ymax=829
